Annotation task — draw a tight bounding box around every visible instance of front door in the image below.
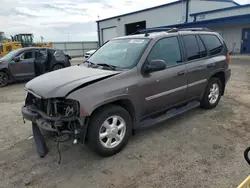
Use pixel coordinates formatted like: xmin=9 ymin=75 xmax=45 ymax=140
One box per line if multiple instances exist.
xmin=34 ymin=49 xmax=48 ymax=75
xmin=9 ymin=50 xmax=35 ymax=79
xmin=139 ymin=36 xmax=187 ymax=118
xmin=241 ymin=28 xmax=250 ymax=54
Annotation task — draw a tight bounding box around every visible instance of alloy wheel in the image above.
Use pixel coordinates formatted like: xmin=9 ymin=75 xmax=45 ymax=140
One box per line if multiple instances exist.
xmin=208 ymin=83 xmax=219 ymax=104
xmin=99 ymin=115 xmax=126 ymax=149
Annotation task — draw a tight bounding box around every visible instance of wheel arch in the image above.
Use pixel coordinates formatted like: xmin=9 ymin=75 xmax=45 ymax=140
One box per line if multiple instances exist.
xmin=0 ymin=68 xmax=11 ymax=79
xmin=83 ymin=98 xmax=137 ymax=143
xmin=209 ymin=71 xmax=226 ymax=96
xmin=90 ymin=98 xmax=136 ymax=128
xmin=51 ymin=63 xmax=64 ymax=71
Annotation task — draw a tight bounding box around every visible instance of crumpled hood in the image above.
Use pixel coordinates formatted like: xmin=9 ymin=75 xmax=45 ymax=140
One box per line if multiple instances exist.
xmin=25 ymin=65 xmax=120 ymax=98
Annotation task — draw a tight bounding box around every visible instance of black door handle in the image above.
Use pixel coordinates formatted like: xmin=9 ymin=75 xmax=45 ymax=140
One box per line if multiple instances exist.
xmin=177 ymin=71 xmax=185 ymax=76
xmin=207 ymin=63 xmax=215 ymax=68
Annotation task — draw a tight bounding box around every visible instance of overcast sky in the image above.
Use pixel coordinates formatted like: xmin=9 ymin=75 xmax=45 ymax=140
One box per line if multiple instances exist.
xmin=0 ymin=0 xmax=249 ymax=42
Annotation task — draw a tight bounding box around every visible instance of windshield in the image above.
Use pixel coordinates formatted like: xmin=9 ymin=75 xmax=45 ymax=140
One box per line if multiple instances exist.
xmin=87 ymin=38 xmax=150 ymax=68
xmin=0 ymin=49 xmax=22 ymax=62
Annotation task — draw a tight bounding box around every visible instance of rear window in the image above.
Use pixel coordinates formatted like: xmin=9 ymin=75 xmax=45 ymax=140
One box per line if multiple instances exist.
xmin=200 ymin=34 xmax=223 ymax=55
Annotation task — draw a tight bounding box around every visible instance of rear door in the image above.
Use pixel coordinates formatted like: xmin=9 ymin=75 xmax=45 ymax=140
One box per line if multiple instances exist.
xmin=9 ymin=50 xmax=35 ymax=78
xmin=183 ymin=34 xmax=223 ymax=99
xmin=139 ymin=36 xmax=188 ymax=117
xmin=182 ymin=35 xmax=210 ymax=99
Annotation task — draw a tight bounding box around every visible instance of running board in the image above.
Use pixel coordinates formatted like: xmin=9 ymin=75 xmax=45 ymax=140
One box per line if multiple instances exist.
xmin=138 ymin=101 xmax=200 ymax=128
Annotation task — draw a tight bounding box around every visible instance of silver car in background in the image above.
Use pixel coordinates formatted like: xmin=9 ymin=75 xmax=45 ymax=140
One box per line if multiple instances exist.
xmin=84 ymin=49 xmax=96 ymax=59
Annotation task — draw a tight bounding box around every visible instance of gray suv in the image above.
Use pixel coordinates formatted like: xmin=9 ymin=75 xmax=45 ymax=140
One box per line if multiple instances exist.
xmin=21 ymin=28 xmax=231 ymax=157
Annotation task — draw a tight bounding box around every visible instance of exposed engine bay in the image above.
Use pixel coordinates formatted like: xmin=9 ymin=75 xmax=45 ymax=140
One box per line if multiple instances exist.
xmin=23 ymin=92 xmax=87 ymax=162
xmin=25 ymin=92 xmax=82 ymax=130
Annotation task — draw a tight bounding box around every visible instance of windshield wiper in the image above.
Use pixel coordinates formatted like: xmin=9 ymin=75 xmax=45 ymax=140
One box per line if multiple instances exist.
xmin=84 ymin=60 xmax=95 ymax=67
xmin=96 ymin=63 xmax=116 ymax=70
xmin=84 ymin=60 xmax=94 ymax=65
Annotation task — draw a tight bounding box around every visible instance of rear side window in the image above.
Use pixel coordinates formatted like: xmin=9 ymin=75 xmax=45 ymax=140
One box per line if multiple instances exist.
xmin=182 ymin=35 xmax=200 ymax=61
xmin=35 ymin=49 xmax=47 ymax=60
xmin=200 ymin=34 xmax=223 ymax=55
xmin=147 ymin=37 xmax=182 ymax=66
xmin=196 ymin=35 xmax=207 ymax=58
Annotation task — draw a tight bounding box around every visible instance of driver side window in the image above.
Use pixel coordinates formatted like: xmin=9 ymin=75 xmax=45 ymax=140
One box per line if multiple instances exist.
xmin=21 ymin=51 xmax=33 ymax=60
xmin=147 ymin=37 xmax=182 ymax=67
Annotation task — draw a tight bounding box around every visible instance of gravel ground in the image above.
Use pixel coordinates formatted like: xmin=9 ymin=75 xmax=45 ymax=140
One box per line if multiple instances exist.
xmin=0 ymin=58 xmax=250 ymax=188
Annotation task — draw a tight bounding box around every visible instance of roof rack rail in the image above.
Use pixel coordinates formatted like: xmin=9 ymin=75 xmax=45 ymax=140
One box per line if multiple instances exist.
xmin=131 ymin=28 xmax=173 ymax=36
xmin=169 ymin=27 xmax=212 ymax=32
xmin=131 ymin=27 xmax=212 ymax=36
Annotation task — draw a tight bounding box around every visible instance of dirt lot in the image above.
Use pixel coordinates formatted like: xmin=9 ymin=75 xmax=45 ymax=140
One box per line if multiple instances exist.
xmin=0 ymin=58 xmax=250 ymax=188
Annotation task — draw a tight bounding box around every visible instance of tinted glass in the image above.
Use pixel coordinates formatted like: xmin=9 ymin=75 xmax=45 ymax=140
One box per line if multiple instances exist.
xmin=200 ymin=34 xmax=223 ymax=55
xmin=40 ymin=49 xmax=46 ymax=56
xmin=147 ymin=37 xmax=181 ymax=66
xmin=22 ymin=51 xmax=33 ymax=59
xmin=196 ymin=35 xmax=207 ymax=58
xmin=88 ymin=39 xmax=150 ymax=68
xmin=49 ymin=49 xmax=56 ymax=55
xmin=35 ymin=50 xmax=46 ymax=60
xmin=183 ymin=35 xmax=200 ymax=61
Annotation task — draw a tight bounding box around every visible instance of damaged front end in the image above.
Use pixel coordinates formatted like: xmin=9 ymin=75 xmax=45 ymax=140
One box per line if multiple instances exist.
xmin=22 ymin=90 xmax=87 ymax=159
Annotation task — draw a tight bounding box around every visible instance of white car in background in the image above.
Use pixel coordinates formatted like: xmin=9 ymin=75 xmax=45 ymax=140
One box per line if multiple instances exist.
xmin=84 ymin=49 xmax=96 ymax=59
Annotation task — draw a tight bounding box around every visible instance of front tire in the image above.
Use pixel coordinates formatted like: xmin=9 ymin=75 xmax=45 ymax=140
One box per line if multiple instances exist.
xmin=201 ymin=77 xmax=222 ymax=109
xmin=0 ymin=72 xmax=9 ymax=87
xmin=87 ymin=105 xmax=132 ymax=157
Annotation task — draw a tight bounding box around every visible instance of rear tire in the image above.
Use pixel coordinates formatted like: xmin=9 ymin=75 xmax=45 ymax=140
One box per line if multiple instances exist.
xmin=87 ymin=105 xmax=132 ymax=157
xmin=200 ymin=77 xmax=222 ymax=109
xmin=51 ymin=64 xmax=64 ymax=71
xmin=0 ymin=72 xmax=9 ymax=87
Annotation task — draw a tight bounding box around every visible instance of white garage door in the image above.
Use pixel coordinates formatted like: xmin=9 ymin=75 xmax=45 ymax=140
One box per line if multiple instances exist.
xmin=102 ymin=27 xmax=117 ymax=44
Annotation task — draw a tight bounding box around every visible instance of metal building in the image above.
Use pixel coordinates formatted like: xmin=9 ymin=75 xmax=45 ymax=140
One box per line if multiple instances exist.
xmin=97 ymin=0 xmax=250 ymax=54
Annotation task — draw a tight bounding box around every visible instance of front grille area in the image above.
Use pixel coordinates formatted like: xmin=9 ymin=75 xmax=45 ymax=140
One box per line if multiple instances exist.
xmin=25 ymin=92 xmax=79 ymax=118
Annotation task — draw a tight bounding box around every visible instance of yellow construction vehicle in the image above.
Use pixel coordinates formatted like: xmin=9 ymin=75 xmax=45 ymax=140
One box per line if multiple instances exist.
xmin=0 ymin=33 xmax=52 ymax=56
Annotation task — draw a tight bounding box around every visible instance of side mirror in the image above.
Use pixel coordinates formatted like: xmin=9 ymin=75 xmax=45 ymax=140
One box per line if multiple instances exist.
xmin=143 ymin=60 xmax=166 ymax=73
xmin=14 ymin=56 xmax=20 ymax=62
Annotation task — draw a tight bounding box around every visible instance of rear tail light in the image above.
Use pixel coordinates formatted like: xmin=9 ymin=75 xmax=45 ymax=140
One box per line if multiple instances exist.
xmin=226 ymin=51 xmax=230 ymax=65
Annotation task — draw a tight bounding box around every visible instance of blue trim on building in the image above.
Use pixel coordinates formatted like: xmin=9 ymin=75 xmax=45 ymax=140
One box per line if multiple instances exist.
xmin=206 ymin=0 xmax=239 ymax=6
xmin=97 ymin=0 xmax=183 ymax=23
xmin=146 ymin=14 xmax=250 ymax=29
xmin=190 ymin=4 xmax=250 ymax=16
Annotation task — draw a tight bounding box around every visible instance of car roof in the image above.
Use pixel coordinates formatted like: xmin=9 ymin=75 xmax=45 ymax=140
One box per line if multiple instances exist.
xmin=113 ymin=30 xmax=219 ymax=41
xmin=17 ymin=47 xmax=59 ymax=52
xmin=113 ymin=32 xmax=177 ymax=40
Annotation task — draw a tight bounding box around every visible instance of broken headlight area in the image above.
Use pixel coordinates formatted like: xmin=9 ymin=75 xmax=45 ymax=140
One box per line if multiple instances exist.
xmin=24 ymin=93 xmax=85 ymax=138
xmin=23 ymin=93 xmax=88 ymax=161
